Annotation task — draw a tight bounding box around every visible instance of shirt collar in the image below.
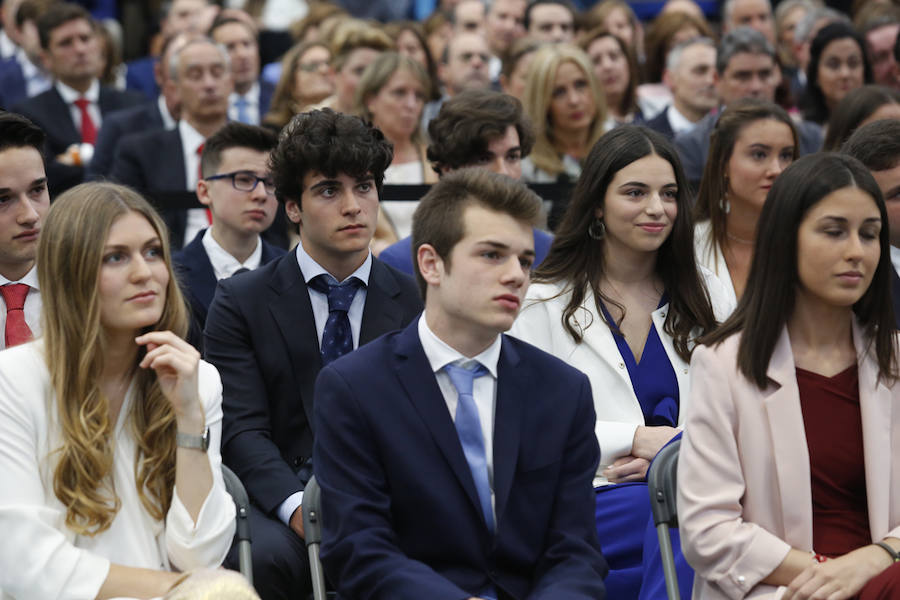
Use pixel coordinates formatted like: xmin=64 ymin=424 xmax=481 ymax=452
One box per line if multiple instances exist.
xmin=418 ymin=314 xmax=501 ymax=379
xmin=891 ymin=245 xmax=900 ymax=276
xmin=294 ymin=240 xmax=372 ymax=286
xmin=666 ymin=104 xmax=696 ymax=135
xmin=0 ymin=264 xmax=39 ymax=288
xmin=179 ymin=119 xmax=206 ymax=153
xmin=56 ymin=78 xmax=99 ymax=104
xmin=230 ymin=81 xmax=260 ymax=105
xmin=157 ymin=94 xmax=177 ymax=129
xmin=202 ymin=227 xmax=263 ymax=279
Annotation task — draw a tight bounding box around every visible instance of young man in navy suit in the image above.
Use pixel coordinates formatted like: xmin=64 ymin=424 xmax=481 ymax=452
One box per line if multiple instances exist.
xmin=204 ymin=108 xmax=423 ymax=600
xmin=173 ymin=122 xmax=284 ymax=345
xmin=314 ymin=168 xmax=607 ymax=600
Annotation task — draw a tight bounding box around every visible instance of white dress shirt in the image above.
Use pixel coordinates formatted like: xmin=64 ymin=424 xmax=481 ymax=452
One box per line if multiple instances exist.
xmin=179 ymin=119 xmax=210 ymax=248
xmin=56 ymin=78 xmax=101 ymax=135
xmin=0 ymin=30 xmax=16 ymax=60
xmin=228 ymin=82 xmax=261 ymax=125
xmin=276 ymin=241 xmax=373 ymax=525
xmin=418 ymin=315 xmax=501 ymax=518
xmin=666 ymin=104 xmax=698 ymax=137
xmin=0 ymin=342 xmax=235 ymax=600
xmin=891 ymin=245 xmax=900 ymax=278
xmin=14 ymin=47 xmax=51 ymax=98
xmin=157 ymin=94 xmax=177 ymax=130
xmin=201 ymin=228 xmax=262 ymax=280
xmin=0 ymin=266 xmax=41 ymax=350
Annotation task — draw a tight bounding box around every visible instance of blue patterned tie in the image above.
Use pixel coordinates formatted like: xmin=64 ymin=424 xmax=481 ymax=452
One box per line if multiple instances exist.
xmin=235 ymin=95 xmax=251 ymax=124
xmin=308 ymin=275 xmax=362 ymax=365
xmin=444 ymin=362 xmax=495 ymax=533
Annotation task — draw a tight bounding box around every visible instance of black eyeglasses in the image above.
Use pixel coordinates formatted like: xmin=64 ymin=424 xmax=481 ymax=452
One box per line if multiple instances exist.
xmin=205 ymin=171 xmax=276 ymax=195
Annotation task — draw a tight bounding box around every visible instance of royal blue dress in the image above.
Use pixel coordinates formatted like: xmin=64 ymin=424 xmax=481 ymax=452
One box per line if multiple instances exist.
xmin=596 ymin=297 xmax=693 ymax=599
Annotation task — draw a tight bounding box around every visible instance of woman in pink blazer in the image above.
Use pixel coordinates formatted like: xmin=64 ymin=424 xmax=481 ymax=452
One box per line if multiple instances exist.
xmin=678 ymin=152 xmax=900 ymax=600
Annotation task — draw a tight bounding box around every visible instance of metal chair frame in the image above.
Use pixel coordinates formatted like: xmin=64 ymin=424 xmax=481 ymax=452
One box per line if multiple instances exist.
xmin=302 ymin=475 xmax=328 ymax=600
xmin=221 ymin=464 xmax=254 ymax=588
xmin=647 ymin=438 xmax=682 ymax=600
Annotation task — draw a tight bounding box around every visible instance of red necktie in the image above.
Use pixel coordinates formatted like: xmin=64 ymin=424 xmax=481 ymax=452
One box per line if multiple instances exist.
xmin=0 ymin=284 xmax=33 ymax=347
xmin=73 ymin=98 xmax=97 ymax=145
xmin=197 ymin=143 xmax=212 ymax=224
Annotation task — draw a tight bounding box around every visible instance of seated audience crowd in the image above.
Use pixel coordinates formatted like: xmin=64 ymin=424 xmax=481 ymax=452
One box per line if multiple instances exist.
xmin=2 ymin=0 xmax=900 ymax=598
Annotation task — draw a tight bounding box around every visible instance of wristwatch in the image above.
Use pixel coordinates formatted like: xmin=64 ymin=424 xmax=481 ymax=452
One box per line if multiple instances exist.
xmin=176 ymin=427 xmax=210 ymax=452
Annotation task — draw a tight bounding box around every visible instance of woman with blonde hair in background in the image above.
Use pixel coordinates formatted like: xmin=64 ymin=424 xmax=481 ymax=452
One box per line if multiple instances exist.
xmin=263 ymin=40 xmax=335 ymax=131
xmin=521 ymin=43 xmax=607 ymax=182
xmin=0 ymin=183 xmax=235 ymax=599
xmin=356 ymin=51 xmax=438 ymax=245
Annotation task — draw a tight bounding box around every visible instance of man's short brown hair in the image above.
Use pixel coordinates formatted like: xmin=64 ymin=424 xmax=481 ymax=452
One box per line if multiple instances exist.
xmin=411 ymin=168 xmax=542 ymax=297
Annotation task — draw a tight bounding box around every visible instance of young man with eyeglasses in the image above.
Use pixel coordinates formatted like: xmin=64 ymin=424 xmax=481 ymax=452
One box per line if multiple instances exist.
xmin=174 ymin=122 xmax=284 ymax=344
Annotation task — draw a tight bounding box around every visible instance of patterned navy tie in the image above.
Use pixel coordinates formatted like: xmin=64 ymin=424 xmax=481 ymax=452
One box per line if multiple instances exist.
xmin=308 ymin=275 xmax=363 ymax=365
xmin=444 ymin=361 xmax=494 ymax=533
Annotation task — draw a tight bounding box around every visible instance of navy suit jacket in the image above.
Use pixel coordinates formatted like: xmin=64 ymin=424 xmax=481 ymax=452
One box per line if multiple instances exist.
xmin=0 ymin=57 xmax=27 ymax=109
xmin=125 ymin=56 xmax=159 ymax=101
xmin=644 ymin=106 xmax=676 ymax=140
xmin=259 ymin=79 xmax=274 ymax=120
xmin=174 ymin=228 xmax=286 ymax=346
xmin=12 ymin=84 xmax=145 ymax=194
xmin=109 ymin=127 xmax=191 ymax=246
xmin=379 ymin=228 xmax=554 ymax=276
xmin=203 ymin=252 xmax=423 ymax=515
xmin=89 ymin=99 xmax=166 ymax=179
xmin=892 ymin=267 xmax=900 ymax=330
xmin=313 ymin=319 xmax=607 ymax=600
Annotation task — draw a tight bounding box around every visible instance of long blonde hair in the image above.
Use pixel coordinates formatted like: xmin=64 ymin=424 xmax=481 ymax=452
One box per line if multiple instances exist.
xmin=523 ymin=44 xmax=607 ymax=177
xmin=38 ymin=182 xmax=189 ymax=536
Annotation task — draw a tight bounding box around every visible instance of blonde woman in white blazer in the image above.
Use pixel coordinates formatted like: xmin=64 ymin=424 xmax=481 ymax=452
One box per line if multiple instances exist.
xmin=510 ymin=126 xmax=729 ymax=599
xmin=679 ymin=153 xmax=900 ymax=600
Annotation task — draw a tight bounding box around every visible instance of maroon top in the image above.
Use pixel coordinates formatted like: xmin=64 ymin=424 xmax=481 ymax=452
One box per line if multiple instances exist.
xmin=797 ymin=364 xmax=871 ymax=557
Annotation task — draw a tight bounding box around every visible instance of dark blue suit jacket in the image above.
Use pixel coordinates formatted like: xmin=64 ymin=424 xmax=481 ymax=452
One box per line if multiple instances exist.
xmin=88 ymin=99 xmax=166 ymax=179
xmin=0 ymin=57 xmax=27 ymax=109
xmin=379 ymin=228 xmax=554 ymax=276
xmin=313 ymin=319 xmax=607 ymax=600
xmin=892 ymin=267 xmax=900 ymax=330
xmin=259 ymin=79 xmax=274 ymax=120
xmin=643 ymin=106 xmax=676 ymax=140
xmin=204 ymin=252 xmax=423 ymax=515
xmin=174 ymin=228 xmax=286 ymax=345
xmin=12 ymin=84 xmax=146 ymax=195
xmin=125 ymin=56 xmax=159 ymax=101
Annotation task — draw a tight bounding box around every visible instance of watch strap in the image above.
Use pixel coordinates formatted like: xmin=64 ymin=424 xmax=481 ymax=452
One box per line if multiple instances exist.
xmin=176 ymin=427 xmax=209 ymax=451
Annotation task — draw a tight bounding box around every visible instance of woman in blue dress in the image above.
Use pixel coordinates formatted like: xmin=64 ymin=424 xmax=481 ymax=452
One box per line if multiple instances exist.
xmin=510 ymin=125 xmax=734 ymax=598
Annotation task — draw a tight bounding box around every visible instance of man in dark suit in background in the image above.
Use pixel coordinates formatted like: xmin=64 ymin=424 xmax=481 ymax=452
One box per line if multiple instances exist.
xmin=0 ymin=0 xmax=51 ymax=109
xmin=314 ymin=168 xmax=607 ymax=600
xmin=644 ymin=37 xmax=718 ymax=141
xmin=209 ymin=12 xmax=273 ymax=126
xmin=87 ymin=30 xmax=190 ymax=179
xmin=12 ymin=2 xmax=143 ymax=194
xmin=110 ymin=36 xmax=231 ymax=248
xmin=174 ymin=122 xmax=284 ymax=346
xmin=842 ymin=119 xmax=900 ymax=329
xmin=204 ymin=109 xmax=423 ymax=600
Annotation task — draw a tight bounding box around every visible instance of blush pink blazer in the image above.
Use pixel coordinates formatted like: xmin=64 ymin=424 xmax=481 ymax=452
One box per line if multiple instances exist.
xmin=677 ymin=321 xmax=900 ymax=599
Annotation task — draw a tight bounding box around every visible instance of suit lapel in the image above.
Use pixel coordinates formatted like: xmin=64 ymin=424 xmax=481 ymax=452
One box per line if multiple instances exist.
xmin=854 ymin=322 xmax=893 ymax=540
xmin=45 ymin=88 xmax=80 ymax=146
xmin=168 ymin=129 xmax=188 ymax=190
xmin=492 ymin=336 xmax=523 ymax=527
xmin=360 ymin=259 xmax=408 ymax=344
xmin=268 ymin=255 xmax=322 ymax=429
xmin=762 ymin=327 xmax=814 ymax=549
xmin=394 ymin=320 xmax=488 ymax=527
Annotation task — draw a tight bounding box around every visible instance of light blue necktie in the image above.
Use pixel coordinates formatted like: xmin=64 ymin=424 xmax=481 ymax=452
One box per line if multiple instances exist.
xmin=235 ymin=95 xmax=252 ymax=124
xmin=444 ymin=362 xmax=494 ymax=534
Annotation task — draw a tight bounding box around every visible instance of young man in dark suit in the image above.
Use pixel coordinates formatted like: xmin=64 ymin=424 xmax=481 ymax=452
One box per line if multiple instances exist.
xmin=314 ymin=168 xmax=607 ymax=600
xmin=209 ymin=12 xmax=274 ymax=126
xmin=203 ymin=108 xmax=423 ymax=600
xmin=11 ymin=3 xmax=143 ymax=194
xmin=174 ymin=122 xmax=284 ymax=345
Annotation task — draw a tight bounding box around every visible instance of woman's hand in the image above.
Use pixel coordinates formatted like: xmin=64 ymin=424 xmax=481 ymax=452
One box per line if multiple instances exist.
xmin=602 ymin=455 xmax=651 ymax=483
xmin=136 ymin=331 xmax=204 ymax=429
xmin=632 ymin=425 xmax=680 ymax=461
xmin=782 ymin=545 xmax=893 ymax=600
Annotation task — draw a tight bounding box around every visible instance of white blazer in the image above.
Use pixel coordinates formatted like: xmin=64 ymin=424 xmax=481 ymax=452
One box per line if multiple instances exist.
xmin=694 ymin=220 xmax=738 ymax=310
xmin=678 ymin=323 xmax=900 ymax=599
xmin=508 ymin=267 xmax=734 ymax=483
xmin=0 ymin=341 xmax=236 ymax=600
